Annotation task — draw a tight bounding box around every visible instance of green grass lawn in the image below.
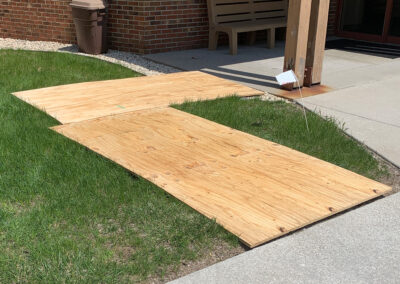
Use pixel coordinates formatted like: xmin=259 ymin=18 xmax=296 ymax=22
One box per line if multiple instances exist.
xmin=0 ymin=50 xmax=386 ymax=283
xmin=174 ymin=97 xmax=385 ymax=179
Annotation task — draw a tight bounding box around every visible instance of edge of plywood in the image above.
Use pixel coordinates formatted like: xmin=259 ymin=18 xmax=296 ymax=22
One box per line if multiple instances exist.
xmin=247 ymin=191 xmax=390 ymax=248
xmin=12 ymin=71 xmax=264 ymax=98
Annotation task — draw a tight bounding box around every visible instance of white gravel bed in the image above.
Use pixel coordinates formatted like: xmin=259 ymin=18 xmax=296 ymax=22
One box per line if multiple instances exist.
xmin=0 ymin=38 xmax=179 ymax=76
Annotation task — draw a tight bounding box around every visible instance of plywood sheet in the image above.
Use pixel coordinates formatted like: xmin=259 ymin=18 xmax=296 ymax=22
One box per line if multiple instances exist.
xmin=52 ymin=107 xmax=391 ymax=247
xmin=13 ymin=71 xmax=263 ymax=124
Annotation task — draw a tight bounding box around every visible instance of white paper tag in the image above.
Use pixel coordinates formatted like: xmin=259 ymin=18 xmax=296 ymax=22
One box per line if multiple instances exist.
xmin=275 ymin=70 xmax=297 ymax=85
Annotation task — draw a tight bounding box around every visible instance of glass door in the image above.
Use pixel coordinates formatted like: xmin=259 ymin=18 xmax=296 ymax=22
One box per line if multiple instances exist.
xmin=337 ymin=0 xmax=400 ymax=44
xmin=388 ymin=0 xmax=400 ymax=43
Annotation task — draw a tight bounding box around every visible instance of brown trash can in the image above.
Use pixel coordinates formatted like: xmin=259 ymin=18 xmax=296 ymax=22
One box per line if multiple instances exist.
xmin=70 ymin=0 xmax=108 ymax=54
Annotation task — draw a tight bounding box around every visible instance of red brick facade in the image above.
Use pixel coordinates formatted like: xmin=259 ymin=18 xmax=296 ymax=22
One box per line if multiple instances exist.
xmin=107 ymin=0 xmax=209 ymax=54
xmin=0 ymin=0 xmax=338 ymax=54
xmin=327 ymin=0 xmax=338 ymax=36
xmin=0 ymin=0 xmax=75 ymax=43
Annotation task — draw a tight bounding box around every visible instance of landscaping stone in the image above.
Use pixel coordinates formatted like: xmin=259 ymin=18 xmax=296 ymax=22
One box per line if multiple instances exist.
xmin=0 ymin=38 xmax=179 ymax=76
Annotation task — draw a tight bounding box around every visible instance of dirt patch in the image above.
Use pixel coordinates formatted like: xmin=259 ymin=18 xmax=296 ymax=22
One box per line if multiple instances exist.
xmin=373 ymin=152 xmax=400 ymax=194
xmin=146 ymin=241 xmax=246 ymax=284
xmin=111 ymin=245 xmax=136 ymax=264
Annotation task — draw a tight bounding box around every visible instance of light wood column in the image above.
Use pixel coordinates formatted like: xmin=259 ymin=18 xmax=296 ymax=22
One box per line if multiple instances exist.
xmin=283 ymin=0 xmax=312 ymax=89
xmin=304 ymin=0 xmax=330 ymax=86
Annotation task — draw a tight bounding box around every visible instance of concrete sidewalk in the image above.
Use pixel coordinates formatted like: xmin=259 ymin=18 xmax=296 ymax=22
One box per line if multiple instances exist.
xmin=144 ymin=41 xmax=394 ymax=93
xmin=298 ymin=75 xmax=400 ymax=168
xmin=170 ymin=193 xmax=400 ymax=284
xmin=145 ymin=43 xmax=400 ymax=168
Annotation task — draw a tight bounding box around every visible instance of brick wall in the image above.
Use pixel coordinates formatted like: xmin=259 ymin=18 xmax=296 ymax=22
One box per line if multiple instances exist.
xmin=107 ymin=0 xmax=209 ymax=54
xmin=0 ymin=0 xmax=340 ymax=54
xmin=0 ymin=0 xmax=75 ymax=43
xmin=327 ymin=0 xmax=338 ymax=36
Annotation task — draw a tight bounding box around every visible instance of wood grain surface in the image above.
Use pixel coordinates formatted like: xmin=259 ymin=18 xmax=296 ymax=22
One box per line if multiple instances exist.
xmin=305 ymin=0 xmax=331 ymax=86
xmin=52 ymin=107 xmax=392 ymax=247
xmin=284 ymin=0 xmax=312 ymax=88
xmin=13 ymin=71 xmax=263 ymax=124
xmin=269 ymin=84 xmax=333 ymax=100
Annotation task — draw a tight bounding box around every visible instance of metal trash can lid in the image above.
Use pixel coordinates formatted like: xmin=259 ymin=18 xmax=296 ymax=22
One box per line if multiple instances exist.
xmin=70 ymin=0 xmax=107 ymax=9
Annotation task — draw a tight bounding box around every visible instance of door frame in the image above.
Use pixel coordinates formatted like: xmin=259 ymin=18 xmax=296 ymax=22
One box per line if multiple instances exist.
xmin=335 ymin=0 xmax=400 ymax=44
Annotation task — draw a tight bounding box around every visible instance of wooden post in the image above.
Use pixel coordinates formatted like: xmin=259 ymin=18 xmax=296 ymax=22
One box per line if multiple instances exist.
xmin=283 ymin=0 xmax=312 ymax=90
xmin=304 ymin=0 xmax=330 ymax=86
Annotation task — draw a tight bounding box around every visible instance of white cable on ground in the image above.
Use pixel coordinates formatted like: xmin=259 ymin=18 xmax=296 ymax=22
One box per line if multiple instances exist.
xmin=294 ymin=75 xmax=310 ymax=133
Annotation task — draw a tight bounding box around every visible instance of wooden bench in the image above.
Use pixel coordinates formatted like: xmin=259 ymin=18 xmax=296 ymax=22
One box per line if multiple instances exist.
xmin=207 ymin=0 xmax=288 ymax=55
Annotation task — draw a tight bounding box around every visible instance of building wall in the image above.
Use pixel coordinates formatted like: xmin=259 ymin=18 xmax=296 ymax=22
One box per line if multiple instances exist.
xmin=327 ymin=0 xmax=339 ymax=36
xmin=107 ymin=0 xmax=209 ymax=54
xmin=0 ymin=0 xmax=338 ymax=54
xmin=0 ymin=0 xmax=75 ymax=43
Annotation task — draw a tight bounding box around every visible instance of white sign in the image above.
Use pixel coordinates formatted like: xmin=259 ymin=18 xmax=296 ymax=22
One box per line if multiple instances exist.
xmin=275 ymin=70 xmax=297 ymax=85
